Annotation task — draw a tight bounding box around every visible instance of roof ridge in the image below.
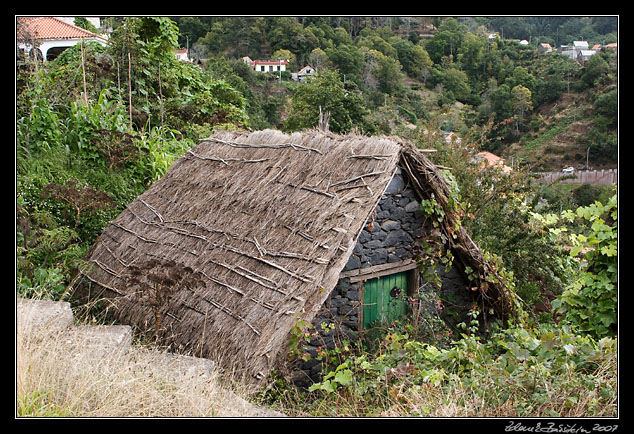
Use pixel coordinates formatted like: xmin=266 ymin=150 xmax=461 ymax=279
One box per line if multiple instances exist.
xmin=18 ymin=16 xmax=99 ymax=40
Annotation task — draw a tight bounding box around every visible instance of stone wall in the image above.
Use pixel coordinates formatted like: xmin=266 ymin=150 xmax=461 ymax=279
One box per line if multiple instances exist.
xmin=289 ymin=169 xmax=474 ymax=387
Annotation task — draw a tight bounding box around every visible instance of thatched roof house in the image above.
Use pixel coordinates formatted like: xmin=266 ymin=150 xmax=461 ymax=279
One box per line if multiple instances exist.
xmin=74 ymin=129 xmax=516 ymax=386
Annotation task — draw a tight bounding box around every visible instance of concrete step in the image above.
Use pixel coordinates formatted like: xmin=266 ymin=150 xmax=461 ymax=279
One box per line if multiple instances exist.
xmin=127 ymin=347 xmax=215 ymax=382
xmin=63 ymin=324 xmax=133 ymax=360
xmin=16 ymin=297 xmax=285 ymax=417
xmin=17 ymin=297 xmax=73 ymax=337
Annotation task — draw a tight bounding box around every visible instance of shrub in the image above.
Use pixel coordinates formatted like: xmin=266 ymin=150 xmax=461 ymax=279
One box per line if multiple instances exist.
xmin=298 ymin=323 xmax=617 ymax=417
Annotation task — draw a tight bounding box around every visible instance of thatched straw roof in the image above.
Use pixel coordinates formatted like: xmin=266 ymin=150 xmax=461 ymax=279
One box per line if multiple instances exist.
xmin=74 ymin=129 xmax=516 ymax=386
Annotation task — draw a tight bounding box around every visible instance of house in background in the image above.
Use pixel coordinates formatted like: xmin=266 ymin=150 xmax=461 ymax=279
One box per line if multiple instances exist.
xmin=243 ymin=57 xmax=289 ymax=73
xmin=538 ymin=43 xmax=553 ymax=54
xmin=174 ymin=48 xmax=190 ymax=62
xmin=474 ymin=151 xmax=512 ymax=174
xmin=17 ymin=16 xmax=107 ymax=61
xmin=559 ymin=40 xmax=598 ymax=63
xmin=294 ymin=65 xmax=315 ymax=82
xmin=573 ymin=40 xmax=589 ymax=51
xmin=444 ymin=131 xmax=462 ymax=145
xmin=577 ymin=49 xmax=597 ymax=63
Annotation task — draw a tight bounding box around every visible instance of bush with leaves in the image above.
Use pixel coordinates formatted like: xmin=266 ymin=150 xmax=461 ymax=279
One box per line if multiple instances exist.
xmin=529 ymin=193 xmax=617 ymax=338
xmin=297 ymin=322 xmax=616 ymax=417
xmin=554 ymin=196 xmax=617 ymax=338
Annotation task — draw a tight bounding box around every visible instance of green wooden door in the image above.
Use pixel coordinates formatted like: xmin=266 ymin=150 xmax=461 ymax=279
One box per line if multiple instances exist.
xmin=362 ymin=271 xmax=408 ymax=329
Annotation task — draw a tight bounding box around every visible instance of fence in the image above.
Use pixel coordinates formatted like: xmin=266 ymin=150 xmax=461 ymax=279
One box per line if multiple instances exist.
xmin=535 ymin=169 xmax=618 ymax=185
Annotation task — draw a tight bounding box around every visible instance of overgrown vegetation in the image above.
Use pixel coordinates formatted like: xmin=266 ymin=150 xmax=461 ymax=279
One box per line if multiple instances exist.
xmin=16 ymin=16 xmax=617 ymax=418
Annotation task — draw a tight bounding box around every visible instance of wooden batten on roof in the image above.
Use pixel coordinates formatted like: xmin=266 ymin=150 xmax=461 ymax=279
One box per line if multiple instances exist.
xmin=73 ymin=129 xmax=515 ymax=387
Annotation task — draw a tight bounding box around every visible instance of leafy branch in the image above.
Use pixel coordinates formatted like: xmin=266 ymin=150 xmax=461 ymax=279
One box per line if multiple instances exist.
xmin=41 ymin=179 xmax=117 ymax=230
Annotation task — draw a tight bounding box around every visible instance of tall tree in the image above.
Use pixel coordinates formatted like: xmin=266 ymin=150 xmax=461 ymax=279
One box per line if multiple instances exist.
xmin=511 ymin=84 xmax=533 ymax=134
xmin=424 ymin=17 xmax=465 ymax=64
xmin=282 ymin=69 xmax=370 ymax=134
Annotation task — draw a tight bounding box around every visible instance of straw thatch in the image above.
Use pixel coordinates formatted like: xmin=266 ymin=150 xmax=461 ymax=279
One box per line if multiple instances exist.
xmin=74 ymin=129 xmax=515 ymax=386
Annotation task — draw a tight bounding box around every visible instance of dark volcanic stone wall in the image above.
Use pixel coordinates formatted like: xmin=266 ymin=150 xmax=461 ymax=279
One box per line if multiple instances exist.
xmin=345 ymin=169 xmax=425 ymax=270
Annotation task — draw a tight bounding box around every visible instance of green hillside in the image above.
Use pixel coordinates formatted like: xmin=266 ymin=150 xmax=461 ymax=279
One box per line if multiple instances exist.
xmin=168 ymin=16 xmax=617 ymax=170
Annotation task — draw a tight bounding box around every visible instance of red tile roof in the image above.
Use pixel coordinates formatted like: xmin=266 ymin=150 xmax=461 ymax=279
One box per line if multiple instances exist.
xmin=17 ymin=17 xmax=102 ymax=41
xmin=475 ymin=151 xmax=512 ymax=174
xmin=252 ymin=60 xmax=289 ymax=65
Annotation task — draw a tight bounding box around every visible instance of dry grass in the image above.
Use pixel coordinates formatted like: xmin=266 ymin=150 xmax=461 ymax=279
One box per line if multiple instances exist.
xmin=16 ymin=321 xmax=280 ymax=418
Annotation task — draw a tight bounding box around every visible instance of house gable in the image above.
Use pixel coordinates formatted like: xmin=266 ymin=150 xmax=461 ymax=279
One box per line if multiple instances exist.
xmin=17 ymin=16 xmax=107 ymax=60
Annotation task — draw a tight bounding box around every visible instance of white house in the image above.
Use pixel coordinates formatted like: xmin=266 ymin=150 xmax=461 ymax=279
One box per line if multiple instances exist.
xmin=250 ymin=59 xmax=289 ymax=73
xmin=174 ymin=48 xmax=190 ymax=62
xmin=17 ymin=16 xmax=107 ymax=61
xmin=578 ymin=49 xmax=597 ymax=63
xmin=573 ymin=40 xmax=589 ymax=51
xmin=295 ymin=65 xmax=315 ymax=82
xmin=560 ymin=40 xmax=597 ymax=63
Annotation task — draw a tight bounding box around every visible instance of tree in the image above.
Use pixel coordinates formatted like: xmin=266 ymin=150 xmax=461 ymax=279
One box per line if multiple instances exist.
xmin=326 ymin=44 xmax=364 ymax=78
xmin=581 ymin=53 xmax=609 ymax=88
xmin=507 ymin=66 xmax=537 ymax=94
xmin=424 ymin=17 xmax=465 ymax=64
xmin=107 ymin=17 xmax=248 ymax=134
xmin=283 ymin=69 xmax=370 ymax=134
xmin=511 ymin=85 xmax=533 ymax=133
xmin=442 ymin=67 xmax=472 ymax=103
xmin=308 ymin=48 xmax=331 ymax=72
xmin=457 ymin=32 xmax=487 ymax=79
xmin=40 ymin=179 xmax=116 ymax=230
xmin=360 ymin=48 xmax=404 ymax=96
xmin=271 ymin=49 xmax=295 ymax=67
xmin=389 ymin=37 xmax=433 ymax=80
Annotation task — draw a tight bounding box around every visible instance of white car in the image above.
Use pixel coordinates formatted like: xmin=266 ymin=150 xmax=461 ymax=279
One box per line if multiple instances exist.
xmin=562 ymin=167 xmax=575 ymax=173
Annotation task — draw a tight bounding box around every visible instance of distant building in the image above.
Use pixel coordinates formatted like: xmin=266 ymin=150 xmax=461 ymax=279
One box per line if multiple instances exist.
xmin=249 ymin=59 xmax=289 ymax=73
xmin=578 ymin=50 xmax=597 ymax=63
xmin=473 ymin=151 xmax=512 ymax=174
xmin=17 ymin=16 xmax=107 ymax=61
xmin=573 ymin=40 xmax=589 ymax=50
xmin=444 ymin=131 xmax=462 ymax=145
xmin=559 ymin=40 xmax=597 ymax=63
xmin=174 ymin=48 xmax=190 ymax=62
xmin=538 ymin=43 xmax=553 ymax=54
xmin=294 ymin=65 xmax=315 ymax=82
xmin=591 ymin=43 xmax=617 ymax=52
